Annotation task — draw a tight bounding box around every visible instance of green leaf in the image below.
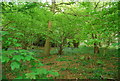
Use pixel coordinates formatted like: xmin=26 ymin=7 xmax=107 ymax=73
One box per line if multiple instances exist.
xmin=80 ymin=56 xmax=85 ymax=60
xmin=24 ymin=55 xmax=34 ymax=61
xmin=8 ymin=27 xmax=17 ymax=30
xmin=30 ymin=61 xmax=44 ymax=66
xmin=2 ymin=31 xmax=9 ymax=35
xmin=48 ymin=71 xmax=59 ymax=76
xmin=33 ymin=68 xmax=48 ymax=75
xmin=12 ymin=55 xmax=24 ymax=61
xmin=21 ymin=52 xmax=27 ymax=55
xmin=8 ymin=37 xmax=12 ymax=40
xmin=37 ymin=62 xmax=44 ymax=66
xmin=19 ymin=49 xmax=27 ymax=52
xmin=2 ymin=56 xmax=10 ymax=63
xmin=15 ymin=76 xmax=23 ymax=79
xmin=112 ymin=43 xmax=119 ymax=46
xmin=28 ymin=52 xmax=34 ymax=55
xmin=13 ymin=39 xmax=17 ymax=42
xmin=5 ymin=41 xmax=11 ymax=45
xmin=10 ymin=62 xmax=20 ymax=70
xmin=15 ymin=33 xmax=24 ymax=36
xmin=25 ymin=73 xmax=36 ymax=79
xmin=96 ymin=60 xmax=104 ymax=65
xmin=14 ymin=43 xmax=22 ymax=47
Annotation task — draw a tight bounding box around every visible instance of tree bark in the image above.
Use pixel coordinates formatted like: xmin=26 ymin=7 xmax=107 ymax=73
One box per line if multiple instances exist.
xmin=44 ymin=21 xmax=51 ymax=56
xmin=92 ymin=33 xmax=99 ymax=54
xmin=44 ymin=0 xmax=56 ymax=56
xmin=58 ymin=36 xmax=67 ymax=55
xmin=58 ymin=44 xmax=63 ymax=55
xmin=73 ymin=40 xmax=79 ymax=48
xmin=52 ymin=0 xmax=56 ymax=13
xmin=94 ymin=43 xmax=99 ymax=54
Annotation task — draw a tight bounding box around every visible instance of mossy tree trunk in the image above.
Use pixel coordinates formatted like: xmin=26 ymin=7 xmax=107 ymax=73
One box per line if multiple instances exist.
xmin=44 ymin=0 xmax=56 ymax=56
xmin=44 ymin=21 xmax=52 ymax=56
xmin=92 ymin=33 xmax=99 ymax=54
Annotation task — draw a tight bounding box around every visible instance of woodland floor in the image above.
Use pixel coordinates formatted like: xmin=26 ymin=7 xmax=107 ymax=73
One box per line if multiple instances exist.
xmin=34 ymin=47 xmax=118 ymax=79
xmin=4 ymin=47 xmax=118 ymax=79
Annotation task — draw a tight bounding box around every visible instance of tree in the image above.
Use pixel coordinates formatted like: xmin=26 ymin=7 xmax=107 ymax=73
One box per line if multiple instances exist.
xmin=2 ymin=2 xmax=53 ymax=50
xmin=44 ymin=0 xmax=56 ymax=56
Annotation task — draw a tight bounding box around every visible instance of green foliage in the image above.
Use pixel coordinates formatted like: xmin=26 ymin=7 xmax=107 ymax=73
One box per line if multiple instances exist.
xmin=56 ymin=57 xmax=72 ymax=61
xmin=96 ymin=60 xmax=104 ymax=65
xmin=1 ymin=1 xmax=118 ymax=79
xmin=46 ymin=62 xmax=54 ymax=65
xmin=24 ymin=68 xmax=59 ymax=79
xmin=68 ymin=68 xmax=78 ymax=73
xmin=2 ymin=56 xmax=10 ymax=63
xmin=48 ymin=70 xmax=59 ymax=76
xmin=25 ymin=73 xmax=36 ymax=79
xmin=81 ymin=61 xmax=89 ymax=66
xmin=79 ymin=56 xmax=85 ymax=60
xmin=2 ymin=49 xmax=59 ymax=79
xmin=60 ymin=68 xmax=67 ymax=71
xmin=12 ymin=55 xmax=24 ymax=61
xmin=2 ymin=49 xmax=37 ymax=63
xmin=10 ymin=62 xmax=20 ymax=70
xmin=2 ymin=2 xmax=53 ymax=49
xmin=2 ymin=27 xmax=22 ymax=50
xmin=2 ymin=2 xmax=118 ymax=53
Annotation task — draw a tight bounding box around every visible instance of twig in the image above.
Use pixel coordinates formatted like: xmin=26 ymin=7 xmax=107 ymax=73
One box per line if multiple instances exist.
xmin=94 ymin=0 xmax=100 ymax=10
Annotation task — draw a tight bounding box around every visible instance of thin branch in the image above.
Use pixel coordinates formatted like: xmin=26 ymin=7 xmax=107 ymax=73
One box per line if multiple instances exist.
xmin=94 ymin=0 xmax=100 ymax=10
xmin=99 ymin=2 xmax=108 ymax=8
xmin=2 ymin=21 xmax=14 ymax=27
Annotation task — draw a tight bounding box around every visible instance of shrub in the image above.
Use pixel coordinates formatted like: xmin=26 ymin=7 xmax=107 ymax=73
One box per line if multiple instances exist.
xmin=2 ymin=49 xmax=59 ymax=79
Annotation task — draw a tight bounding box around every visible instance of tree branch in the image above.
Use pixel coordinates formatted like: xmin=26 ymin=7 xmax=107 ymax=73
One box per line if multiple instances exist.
xmin=94 ymin=0 xmax=100 ymax=10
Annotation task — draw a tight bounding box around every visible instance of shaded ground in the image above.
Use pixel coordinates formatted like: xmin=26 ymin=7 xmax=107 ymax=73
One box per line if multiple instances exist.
xmin=34 ymin=47 xmax=118 ymax=79
xmin=3 ymin=47 xmax=118 ymax=79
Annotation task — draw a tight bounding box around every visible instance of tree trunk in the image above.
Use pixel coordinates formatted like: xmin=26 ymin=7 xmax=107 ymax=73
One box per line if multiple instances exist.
xmin=58 ymin=44 xmax=63 ymax=55
xmin=98 ymin=42 xmax=102 ymax=47
xmin=92 ymin=33 xmax=99 ymax=54
xmin=44 ymin=38 xmax=51 ymax=55
xmin=67 ymin=42 xmax=71 ymax=47
xmin=44 ymin=21 xmax=51 ymax=56
xmin=44 ymin=0 xmax=56 ymax=56
xmin=94 ymin=43 xmax=99 ymax=54
xmin=58 ymin=36 xmax=67 ymax=55
xmin=73 ymin=40 xmax=79 ymax=48
xmin=52 ymin=0 xmax=56 ymax=13
xmin=73 ymin=42 xmax=79 ymax=48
